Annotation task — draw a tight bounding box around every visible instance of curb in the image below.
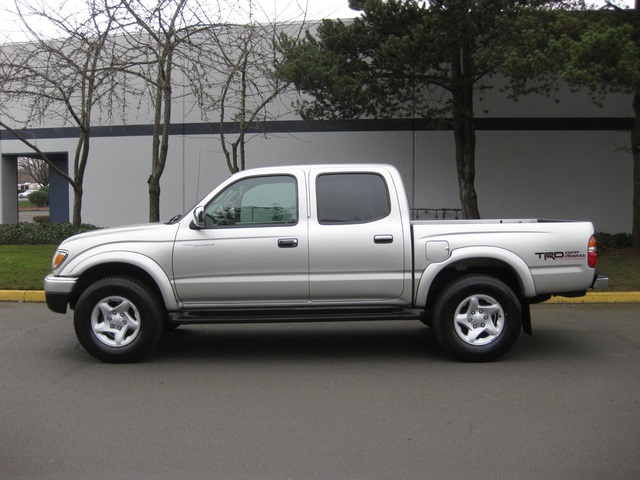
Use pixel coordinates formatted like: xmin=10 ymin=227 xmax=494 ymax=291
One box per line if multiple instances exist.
xmin=0 ymin=290 xmax=639 ymax=305
xmin=0 ymin=290 xmax=46 ymax=303
xmin=546 ymin=291 xmax=640 ymax=304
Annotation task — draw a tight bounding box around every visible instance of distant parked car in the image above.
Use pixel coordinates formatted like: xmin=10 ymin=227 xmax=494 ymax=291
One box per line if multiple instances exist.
xmin=18 ymin=190 xmax=38 ymax=198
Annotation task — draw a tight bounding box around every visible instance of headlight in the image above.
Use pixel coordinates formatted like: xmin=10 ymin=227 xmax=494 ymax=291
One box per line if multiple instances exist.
xmin=52 ymin=250 xmax=69 ymax=270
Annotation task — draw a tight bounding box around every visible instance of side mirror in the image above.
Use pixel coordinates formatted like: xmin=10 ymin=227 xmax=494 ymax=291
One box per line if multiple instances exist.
xmin=192 ymin=206 xmax=205 ymax=229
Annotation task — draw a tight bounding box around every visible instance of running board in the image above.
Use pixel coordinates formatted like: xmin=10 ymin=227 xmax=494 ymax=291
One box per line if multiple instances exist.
xmin=168 ymin=307 xmax=425 ymax=325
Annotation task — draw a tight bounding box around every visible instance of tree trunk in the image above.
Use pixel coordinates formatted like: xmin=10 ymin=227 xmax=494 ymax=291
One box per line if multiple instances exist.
xmin=632 ymin=90 xmax=640 ymax=248
xmin=451 ymin=45 xmax=480 ymax=219
xmin=70 ymin=128 xmax=91 ymax=226
xmin=72 ymin=186 xmax=83 ymax=227
xmin=148 ymin=53 xmax=173 ymax=223
xmin=148 ymin=76 xmax=162 ymax=223
xmin=148 ymin=172 xmax=161 ymax=222
xmin=452 ymin=113 xmax=480 ymax=220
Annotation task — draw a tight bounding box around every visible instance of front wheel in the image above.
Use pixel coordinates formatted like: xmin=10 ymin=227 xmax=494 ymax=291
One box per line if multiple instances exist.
xmin=431 ymin=275 xmax=522 ymax=362
xmin=74 ymin=276 xmax=164 ymax=363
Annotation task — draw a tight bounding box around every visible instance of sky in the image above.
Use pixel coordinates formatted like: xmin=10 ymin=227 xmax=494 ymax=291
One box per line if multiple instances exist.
xmin=0 ymin=0 xmax=360 ymax=43
xmin=0 ymin=0 xmax=636 ymax=43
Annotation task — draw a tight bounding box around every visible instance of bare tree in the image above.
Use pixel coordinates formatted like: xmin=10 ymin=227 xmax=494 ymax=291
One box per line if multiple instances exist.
xmin=2 ymin=0 xmax=309 ymax=225
xmin=117 ymin=0 xmax=217 ymax=222
xmin=199 ymin=22 xmax=295 ymax=173
xmin=0 ymin=0 xmax=125 ymax=226
xmin=191 ymin=6 xmax=308 ymax=174
xmin=18 ymin=157 xmax=49 ymax=186
xmin=116 ymin=0 xmax=297 ymax=218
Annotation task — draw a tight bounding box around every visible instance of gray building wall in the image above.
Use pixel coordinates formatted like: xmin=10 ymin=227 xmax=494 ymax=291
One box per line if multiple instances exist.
xmin=0 ymin=81 xmax=634 ymax=232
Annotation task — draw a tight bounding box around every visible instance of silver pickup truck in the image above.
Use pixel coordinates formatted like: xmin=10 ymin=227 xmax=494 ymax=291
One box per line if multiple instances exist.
xmin=45 ymin=164 xmax=608 ymax=363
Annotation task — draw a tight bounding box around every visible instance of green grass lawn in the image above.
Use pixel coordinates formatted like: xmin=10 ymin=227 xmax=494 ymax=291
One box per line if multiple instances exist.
xmin=0 ymin=245 xmax=638 ymax=292
xmin=0 ymin=245 xmax=57 ymax=290
xmin=18 ymin=199 xmax=38 ymax=208
xmin=596 ymin=249 xmax=640 ymax=292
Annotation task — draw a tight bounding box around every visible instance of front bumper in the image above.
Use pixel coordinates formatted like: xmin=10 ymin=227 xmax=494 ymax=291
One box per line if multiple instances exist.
xmin=592 ymin=272 xmax=609 ymax=291
xmin=44 ymin=274 xmax=77 ymax=314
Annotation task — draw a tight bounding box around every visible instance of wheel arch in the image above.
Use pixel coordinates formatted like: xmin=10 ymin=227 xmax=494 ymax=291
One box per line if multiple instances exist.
xmin=416 ymin=247 xmax=536 ymax=309
xmin=68 ymin=254 xmax=178 ymax=312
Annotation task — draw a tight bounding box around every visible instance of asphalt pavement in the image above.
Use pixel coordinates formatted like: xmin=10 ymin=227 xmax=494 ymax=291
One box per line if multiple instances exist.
xmin=1 ymin=302 xmax=639 ymax=480
xmin=18 ymin=207 xmax=49 ymax=223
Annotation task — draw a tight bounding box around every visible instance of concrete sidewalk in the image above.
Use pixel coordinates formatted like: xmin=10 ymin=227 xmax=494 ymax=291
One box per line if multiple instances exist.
xmin=1 ymin=290 xmax=640 ymax=304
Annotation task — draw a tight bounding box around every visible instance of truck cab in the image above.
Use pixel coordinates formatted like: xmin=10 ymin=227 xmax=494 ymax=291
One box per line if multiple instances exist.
xmin=173 ymin=165 xmax=412 ymax=307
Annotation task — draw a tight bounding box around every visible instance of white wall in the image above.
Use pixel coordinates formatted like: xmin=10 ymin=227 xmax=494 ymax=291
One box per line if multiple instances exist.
xmin=0 ymin=120 xmax=633 ymax=232
xmin=474 ymin=130 xmax=631 ymax=232
xmin=48 ymin=124 xmax=630 ymax=233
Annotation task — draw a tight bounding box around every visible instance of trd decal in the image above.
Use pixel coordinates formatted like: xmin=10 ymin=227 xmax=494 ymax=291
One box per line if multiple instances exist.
xmin=535 ymin=251 xmax=586 ymax=261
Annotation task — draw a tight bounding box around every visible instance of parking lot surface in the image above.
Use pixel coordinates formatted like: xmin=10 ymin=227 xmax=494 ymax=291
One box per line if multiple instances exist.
xmin=1 ymin=302 xmax=639 ymax=480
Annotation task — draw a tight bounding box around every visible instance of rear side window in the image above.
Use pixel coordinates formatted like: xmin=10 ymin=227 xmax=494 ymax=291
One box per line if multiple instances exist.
xmin=316 ymin=173 xmax=391 ymax=224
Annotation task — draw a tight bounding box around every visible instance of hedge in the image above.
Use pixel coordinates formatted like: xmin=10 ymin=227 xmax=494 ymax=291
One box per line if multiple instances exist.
xmin=595 ymin=232 xmax=633 ymax=251
xmin=0 ymin=222 xmax=99 ymax=245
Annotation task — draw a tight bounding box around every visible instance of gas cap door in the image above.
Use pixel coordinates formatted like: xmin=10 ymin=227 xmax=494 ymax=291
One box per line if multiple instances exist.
xmin=426 ymin=241 xmax=450 ymax=262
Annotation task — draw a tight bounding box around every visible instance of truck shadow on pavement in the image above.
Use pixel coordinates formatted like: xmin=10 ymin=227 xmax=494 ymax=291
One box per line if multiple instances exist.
xmin=152 ymin=321 xmax=446 ymax=363
xmin=512 ymin=326 xmax=604 ymax=362
xmin=148 ymin=321 xmax=595 ymax=364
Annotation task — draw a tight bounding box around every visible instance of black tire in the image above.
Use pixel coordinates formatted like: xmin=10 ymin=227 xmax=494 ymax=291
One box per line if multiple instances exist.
xmin=74 ymin=276 xmax=165 ymax=363
xmin=431 ymin=274 xmax=522 ymax=362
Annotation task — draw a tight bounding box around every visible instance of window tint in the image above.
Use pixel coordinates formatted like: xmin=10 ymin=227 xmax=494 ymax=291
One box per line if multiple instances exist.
xmin=316 ymin=173 xmax=391 ymax=224
xmin=204 ymin=175 xmax=297 ymax=227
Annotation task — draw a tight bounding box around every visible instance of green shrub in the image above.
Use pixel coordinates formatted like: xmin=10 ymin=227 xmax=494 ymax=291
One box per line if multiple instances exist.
xmin=0 ymin=222 xmax=99 ymax=245
xmin=28 ymin=189 xmax=49 ymax=207
xmin=595 ymin=232 xmax=633 ymax=251
xmin=33 ymin=216 xmax=50 ymax=224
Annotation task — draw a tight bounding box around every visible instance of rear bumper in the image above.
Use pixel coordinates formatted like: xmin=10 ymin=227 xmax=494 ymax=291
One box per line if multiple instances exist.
xmin=44 ymin=274 xmax=77 ymax=314
xmin=592 ymin=272 xmax=609 ymax=291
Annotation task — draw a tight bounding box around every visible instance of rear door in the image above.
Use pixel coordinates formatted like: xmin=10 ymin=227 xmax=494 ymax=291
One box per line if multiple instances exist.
xmin=308 ymin=168 xmax=407 ymax=303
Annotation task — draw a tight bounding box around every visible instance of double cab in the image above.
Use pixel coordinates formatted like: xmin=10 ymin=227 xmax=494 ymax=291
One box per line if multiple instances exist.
xmin=45 ymin=164 xmax=608 ymax=362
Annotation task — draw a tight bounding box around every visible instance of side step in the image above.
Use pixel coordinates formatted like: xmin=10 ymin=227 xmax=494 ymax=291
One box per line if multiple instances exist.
xmin=168 ymin=307 xmax=425 ymax=325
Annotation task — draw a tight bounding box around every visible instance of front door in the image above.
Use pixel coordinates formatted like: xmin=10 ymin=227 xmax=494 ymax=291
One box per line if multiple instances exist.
xmin=173 ymin=172 xmax=309 ymax=307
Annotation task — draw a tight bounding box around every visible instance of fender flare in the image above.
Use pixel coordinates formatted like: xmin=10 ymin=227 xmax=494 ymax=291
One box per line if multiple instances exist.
xmin=64 ymin=251 xmax=179 ymax=311
xmin=415 ymin=246 xmax=536 ymax=307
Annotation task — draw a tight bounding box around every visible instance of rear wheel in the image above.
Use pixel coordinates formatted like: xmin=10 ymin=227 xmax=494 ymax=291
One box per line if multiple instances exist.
xmin=74 ymin=276 xmax=164 ymax=363
xmin=431 ymin=275 xmax=522 ymax=362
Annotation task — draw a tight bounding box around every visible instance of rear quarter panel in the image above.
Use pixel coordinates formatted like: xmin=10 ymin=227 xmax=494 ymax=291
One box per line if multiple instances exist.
xmin=411 ymin=220 xmax=596 ymax=301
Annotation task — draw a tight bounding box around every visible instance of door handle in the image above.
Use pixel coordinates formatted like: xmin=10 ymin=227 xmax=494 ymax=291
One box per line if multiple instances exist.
xmin=278 ymin=238 xmax=298 ymax=248
xmin=374 ymin=235 xmax=394 ymax=244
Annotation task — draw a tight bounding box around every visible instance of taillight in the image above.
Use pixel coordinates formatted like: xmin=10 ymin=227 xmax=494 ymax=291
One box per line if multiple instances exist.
xmin=588 ymin=235 xmax=597 ymax=269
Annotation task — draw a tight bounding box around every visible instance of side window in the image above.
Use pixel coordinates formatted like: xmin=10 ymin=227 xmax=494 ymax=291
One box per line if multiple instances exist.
xmin=203 ymin=175 xmax=297 ymax=227
xmin=316 ymin=173 xmax=391 ymax=224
